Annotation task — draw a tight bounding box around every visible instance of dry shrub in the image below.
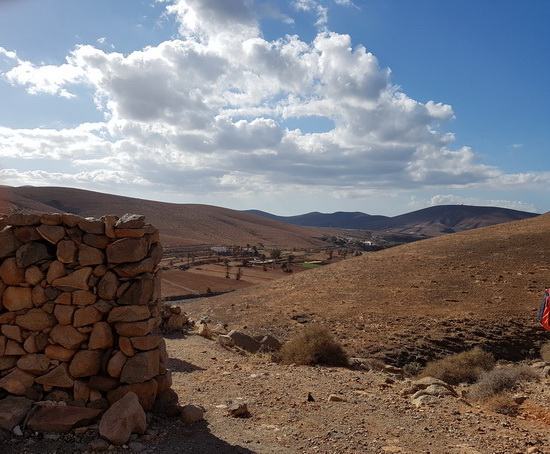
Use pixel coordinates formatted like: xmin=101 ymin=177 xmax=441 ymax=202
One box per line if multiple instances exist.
xmin=420 ymin=347 xmax=495 ymax=385
xmin=350 ymin=357 xmax=387 ymax=371
xmin=402 ymin=361 xmax=423 ymax=377
xmin=540 ymin=341 xmax=550 ymax=362
xmin=276 ymin=324 xmax=348 ymax=366
xmin=467 ymin=365 xmax=539 ymax=401
xmin=481 ymin=394 xmax=520 ymax=416
xmin=361 ymin=358 xmax=387 ymax=371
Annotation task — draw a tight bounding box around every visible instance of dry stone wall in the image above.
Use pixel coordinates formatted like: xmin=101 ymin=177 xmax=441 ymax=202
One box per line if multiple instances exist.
xmin=0 ymin=212 xmax=170 ymax=417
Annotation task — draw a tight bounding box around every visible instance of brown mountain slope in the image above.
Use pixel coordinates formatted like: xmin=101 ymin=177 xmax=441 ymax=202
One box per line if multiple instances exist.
xmin=186 ymin=212 xmax=550 ymax=364
xmin=365 ymin=204 xmax=539 ymax=236
xmin=249 ymin=204 xmax=539 ymax=236
xmin=0 ymin=186 xmax=324 ymax=248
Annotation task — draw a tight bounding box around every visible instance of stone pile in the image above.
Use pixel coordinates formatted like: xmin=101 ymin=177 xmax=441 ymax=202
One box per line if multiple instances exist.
xmin=159 ymin=303 xmax=189 ymax=333
xmin=0 ymin=212 xmax=171 ymax=435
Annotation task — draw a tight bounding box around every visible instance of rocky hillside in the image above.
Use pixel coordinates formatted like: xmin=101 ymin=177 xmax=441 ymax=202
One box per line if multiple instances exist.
xmin=186 ymin=213 xmax=550 ymax=364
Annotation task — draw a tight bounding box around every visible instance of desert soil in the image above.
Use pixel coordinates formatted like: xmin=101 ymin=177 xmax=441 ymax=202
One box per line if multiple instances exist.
xmin=3 ymin=207 xmax=550 ymax=453
xmin=184 ymin=214 xmax=550 ymax=366
xmin=161 ymin=264 xmax=310 ymax=297
xmin=4 ymin=329 xmax=550 ymax=454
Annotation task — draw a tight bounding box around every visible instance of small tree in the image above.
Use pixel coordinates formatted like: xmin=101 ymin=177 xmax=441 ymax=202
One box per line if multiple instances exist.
xmin=270 ymin=249 xmax=282 ymax=260
xmin=224 ymin=259 xmax=230 ymax=278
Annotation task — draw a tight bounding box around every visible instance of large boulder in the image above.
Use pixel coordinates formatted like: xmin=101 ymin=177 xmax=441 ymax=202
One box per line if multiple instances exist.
xmin=52 ymin=267 xmax=93 ymax=290
xmin=107 ymin=379 xmax=158 ymax=411
xmin=106 ymin=238 xmax=148 ymax=264
xmin=35 ymin=363 xmax=74 ymax=388
xmin=16 ymin=241 xmax=51 ymax=267
xmin=49 ymin=324 xmax=88 ymax=350
xmin=0 ymin=228 xmax=21 ymax=259
xmin=3 ymin=286 xmax=33 ymax=311
xmin=36 ymin=225 xmax=65 ymax=244
xmin=69 ymin=350 xmax=103 ymax=378
xmin=228 ymin=330 xmax=261 ymax=353
xmin=99 ymin=392 xmax=146 ymax=445
xmin=0 ymin=396 xmax=34 ymax=431
xmin=27 ymin=404 xmax=101 ymax=433
xmin=120 ymin=349 xmax=160 ymax=384
xmin=180 ymin=404 xmax=205 ymax=425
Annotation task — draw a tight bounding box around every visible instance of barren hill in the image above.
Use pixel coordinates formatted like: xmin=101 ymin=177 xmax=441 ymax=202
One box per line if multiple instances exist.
xmin=245 ymin=209 xmax=389 ymax=229
xmin=248 ymin=204 xmax=539 ymax=236
xmin=186 ymin=212 xmax=550 ymax=364
xmin=0 ymin=185 xmax=324 ymax=248
xmin=365 ymin=204 xmax=539 ymax=236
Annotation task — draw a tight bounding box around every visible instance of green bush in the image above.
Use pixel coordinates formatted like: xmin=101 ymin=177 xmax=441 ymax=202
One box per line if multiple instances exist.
xmin=467 ymin=365 xmax=538 ymax=401
xmin=276 ymin=324 xmax=348 ymax=366
xmin=420 ymin=347 xmax=495 ymax=385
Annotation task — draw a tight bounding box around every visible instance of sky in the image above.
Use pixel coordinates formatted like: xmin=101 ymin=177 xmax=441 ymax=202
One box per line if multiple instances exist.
xmin=0 ymin=0 xmax=549 ymax=216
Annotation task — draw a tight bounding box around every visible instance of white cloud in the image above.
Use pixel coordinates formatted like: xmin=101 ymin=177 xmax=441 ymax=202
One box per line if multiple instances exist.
xmin=0 ymin=46 xmax=20 ymax=63
xmin=0 ymin=0 xmax=547 ymax=209
xmin=0 ymin=123 xmax=113 ymax=160
xmin=2 ymin=51 xmax=87 ymax=98
xmin=0 ymin=168 xmax=146 ymax=187
xmin=292 ymin=0 xmax=328 ymax=28
xmin=164 ymin=0 xmax=259 ymax=45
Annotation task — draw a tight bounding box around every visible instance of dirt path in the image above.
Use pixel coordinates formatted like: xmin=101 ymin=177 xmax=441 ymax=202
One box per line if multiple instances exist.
xmin=162 ymin=278 xmax=200 ymax=294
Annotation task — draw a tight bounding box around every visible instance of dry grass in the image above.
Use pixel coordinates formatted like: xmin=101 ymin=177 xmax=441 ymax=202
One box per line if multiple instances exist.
xmin=481 ymin=394 xmax=520 ymax=416
xmin=467 ymin=365 xmax=538 ymax=401
xmin=276 ymin=324 xmax=349 ymax=366
xmin=540 ymin=341 xmax=550 ymax=362
xmin=420 ymin=347 xmax=495 ymax=385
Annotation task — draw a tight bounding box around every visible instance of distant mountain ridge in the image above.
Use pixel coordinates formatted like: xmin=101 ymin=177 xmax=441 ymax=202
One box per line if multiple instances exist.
xmin=0 ymin=185 xmax=539 ymax=242
xmin=245 ymin=210 xmax=389 ymax=229
xmin=245 ymin=205 xmax=539 ymax=237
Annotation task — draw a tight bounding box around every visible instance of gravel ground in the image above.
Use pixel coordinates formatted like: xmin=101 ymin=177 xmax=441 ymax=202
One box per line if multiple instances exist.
xmin=4 ymin=332 xmax=550 ymax=454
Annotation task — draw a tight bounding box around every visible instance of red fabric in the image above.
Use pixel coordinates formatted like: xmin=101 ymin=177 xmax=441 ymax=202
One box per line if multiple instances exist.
xmin=540 ymin=290 xmax=550 ymax=331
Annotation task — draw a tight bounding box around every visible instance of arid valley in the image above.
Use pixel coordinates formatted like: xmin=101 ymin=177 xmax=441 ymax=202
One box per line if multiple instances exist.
xmin=1 ymin=186 xmax=550 ymax=453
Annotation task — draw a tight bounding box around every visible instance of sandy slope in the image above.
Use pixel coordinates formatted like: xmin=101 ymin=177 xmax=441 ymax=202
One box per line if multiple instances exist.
xmin=0 ymin=186 xmax=324 ymax=248
xmin=185 ymin=213 xmax=550 ymax=364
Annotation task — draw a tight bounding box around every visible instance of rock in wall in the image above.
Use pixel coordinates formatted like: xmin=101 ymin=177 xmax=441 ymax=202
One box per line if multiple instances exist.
xmin=0 ymin=212 xmax=171 ymax=417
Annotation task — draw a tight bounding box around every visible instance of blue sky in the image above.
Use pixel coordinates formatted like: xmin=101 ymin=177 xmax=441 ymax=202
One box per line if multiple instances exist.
xmin=0 ymin=0 xmax=548 ymax=216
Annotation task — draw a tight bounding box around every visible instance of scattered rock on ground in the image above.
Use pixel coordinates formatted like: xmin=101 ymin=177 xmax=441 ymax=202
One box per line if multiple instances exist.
xmin=99 ymin=391 xmax=146 ymax=446
xmin=180 ymin=404 xmax=206 ymax=425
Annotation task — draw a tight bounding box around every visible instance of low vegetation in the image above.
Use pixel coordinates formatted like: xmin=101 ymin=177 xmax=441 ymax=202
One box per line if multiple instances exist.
xmin=540 ymin=341 xmax=550 ymax=362
xmin=467 ymin=366 xmax=539 ymax=401
xmin=297 ymin=262 xmax=322 ymax=268
xmin=275 ymin=324 xmax=349 ymax=366
xmin=420 ymin=347 xmax=495 ymax=385
xmin=481 ymin=394 xmax=521 ymax=416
